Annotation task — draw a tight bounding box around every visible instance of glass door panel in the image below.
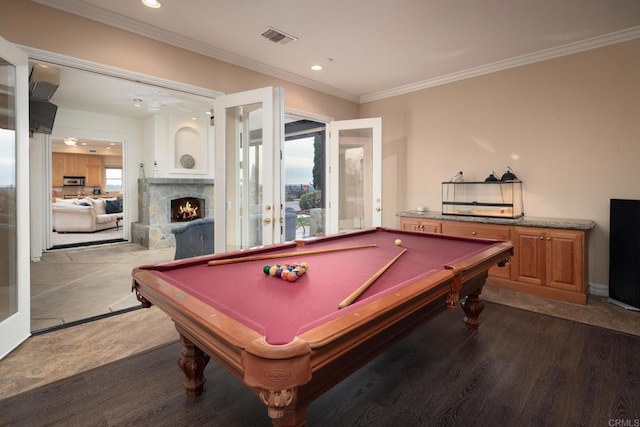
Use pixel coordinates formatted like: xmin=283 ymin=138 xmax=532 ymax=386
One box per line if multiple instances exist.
xmin=328 ymin=118 xmax=382 ymax=235
xmin=0 ymin=127 xmax=17 ymax=323
xmin=283 ymin=120 xmax=327 ymax=240
xmin=222 ymin=102 xmax=264 ymax=249
xmin=0 ymin=36 xmax=29 ymax=360
xmin=214 ymin=87 xmax=283 ymax=253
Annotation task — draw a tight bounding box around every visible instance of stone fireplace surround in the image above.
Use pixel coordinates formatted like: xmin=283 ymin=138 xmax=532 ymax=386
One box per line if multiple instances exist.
xmin=131 ymin=178 xmax=214 ymax=249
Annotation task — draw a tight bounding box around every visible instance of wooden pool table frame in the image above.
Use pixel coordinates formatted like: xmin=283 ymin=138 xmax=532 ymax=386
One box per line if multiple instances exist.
xmin=132 ymin=228 xmax=512 ymax=426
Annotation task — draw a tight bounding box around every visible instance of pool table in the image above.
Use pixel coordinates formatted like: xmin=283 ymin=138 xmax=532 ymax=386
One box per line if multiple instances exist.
xmin=132 ymin=227 xmax=512 ymax=426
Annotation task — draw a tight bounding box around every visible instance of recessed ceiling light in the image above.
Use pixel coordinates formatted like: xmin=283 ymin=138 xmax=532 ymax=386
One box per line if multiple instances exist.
xmin=311 ymin=65 xmax=323 ymax=71
xmin=106 ymin=146 xmax=111 ymax=150
xmin=142 ymin=0 xmax=161 ymax=8
xmin=63 ymin=137 xmax=78 ymax=146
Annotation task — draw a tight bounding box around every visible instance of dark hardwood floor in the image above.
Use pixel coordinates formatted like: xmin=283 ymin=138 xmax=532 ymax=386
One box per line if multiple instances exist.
xmin=1 ymin=301 xmax=638 ymax=426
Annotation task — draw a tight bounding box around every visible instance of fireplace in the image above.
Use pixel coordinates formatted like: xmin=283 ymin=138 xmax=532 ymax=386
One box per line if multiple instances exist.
xmin=171 ymin=197 xmax=204 ymax=222
xmin=132 ymin=178 xmax=214 ymax=249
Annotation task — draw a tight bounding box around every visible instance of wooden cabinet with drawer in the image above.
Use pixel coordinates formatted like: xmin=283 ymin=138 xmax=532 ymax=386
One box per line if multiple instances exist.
xmin=398 ymin=216 xmax=589 ymax=304
xmin=441 ymin=222 xmax=512 ymax=279
xmin=512 ymin=226 xmax=585 ymax=301
xmin=400 ymin=217 xmax=442 ymax=233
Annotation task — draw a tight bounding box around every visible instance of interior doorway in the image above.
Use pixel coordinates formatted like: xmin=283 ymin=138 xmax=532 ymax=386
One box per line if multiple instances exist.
xmin=25 ymin=52 xmax=219 ymax=333
xmin=50 ymin=138 xmax=125 ymax=249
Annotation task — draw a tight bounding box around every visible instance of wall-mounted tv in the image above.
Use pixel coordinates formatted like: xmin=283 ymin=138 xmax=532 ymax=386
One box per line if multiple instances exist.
xmin=29 ymin=99 xmax=58 ymax=134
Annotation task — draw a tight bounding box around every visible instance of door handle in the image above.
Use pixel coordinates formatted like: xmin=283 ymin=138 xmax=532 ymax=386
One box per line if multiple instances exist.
xmin=263 ymin=217 xmax=272 ymax=225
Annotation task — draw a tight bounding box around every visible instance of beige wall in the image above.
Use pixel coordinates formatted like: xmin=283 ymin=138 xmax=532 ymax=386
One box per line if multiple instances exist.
xmin=0 ymin=0 xmax=359 ymax=120
xmin=3 ymin=1 xmax=639 ymax=287
xmin=361 ymin=40 xmax=640 ymax=287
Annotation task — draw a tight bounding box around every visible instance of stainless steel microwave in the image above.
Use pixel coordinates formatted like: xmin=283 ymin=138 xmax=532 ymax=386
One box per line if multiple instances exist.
xmin=63 ymin=176 xmax=86 ymax=186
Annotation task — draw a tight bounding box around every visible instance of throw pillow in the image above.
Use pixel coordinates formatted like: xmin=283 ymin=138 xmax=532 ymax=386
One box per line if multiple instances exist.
xmin=105 ymin=199 xmax=123 ymax=214
xmin=91 ymin=198 xmax=107 ymax=215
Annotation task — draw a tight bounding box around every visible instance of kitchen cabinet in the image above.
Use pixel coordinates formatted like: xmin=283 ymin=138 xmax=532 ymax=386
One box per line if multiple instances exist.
xmin=51 ymin=153 xmax=104 ymax=188
xmin=51 ymin=153 xmax=65 ymax=186
xmin=85 ymin=155 xmax=104 ymax=187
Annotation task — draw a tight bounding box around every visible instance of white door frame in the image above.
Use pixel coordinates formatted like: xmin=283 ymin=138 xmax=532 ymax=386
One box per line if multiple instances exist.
xmin=214 ymin=87 xmax=284 ymax=252
xmin=327 ymin=118 xmax=382 ymax=235
xmin=0 ymin=36 xmax=31 ymax=360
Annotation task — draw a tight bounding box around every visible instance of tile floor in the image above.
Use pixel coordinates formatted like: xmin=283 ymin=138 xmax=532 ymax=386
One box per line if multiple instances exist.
xmin=0 ymin=241 xmax=637 ymax=401
xmin=30 ymin=242 xmax=175 ymax=331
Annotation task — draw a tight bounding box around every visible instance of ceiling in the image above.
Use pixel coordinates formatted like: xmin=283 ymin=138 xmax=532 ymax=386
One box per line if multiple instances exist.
xmin=51 ymin=137 xmax=123 ymax=156
xmin=35 ymin=0 xmax=640 ymax=103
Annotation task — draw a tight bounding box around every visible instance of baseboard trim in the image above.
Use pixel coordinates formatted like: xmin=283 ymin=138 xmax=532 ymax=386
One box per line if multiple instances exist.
xmin=588 ymin=282 xmax=609 ymax=297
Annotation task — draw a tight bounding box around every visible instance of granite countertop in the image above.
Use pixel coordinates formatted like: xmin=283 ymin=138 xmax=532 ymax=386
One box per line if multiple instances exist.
xmin=396 ymin=210 xmax=596 ymax=231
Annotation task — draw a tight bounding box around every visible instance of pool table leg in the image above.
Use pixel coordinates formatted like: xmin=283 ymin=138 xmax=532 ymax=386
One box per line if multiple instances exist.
xmin=460 ymin=287 xmax=484 ymax=331
xmin=177 ymin=333 xmax=210 ymax=397
xmin=260 ymin=388 xmax=306 ymax=426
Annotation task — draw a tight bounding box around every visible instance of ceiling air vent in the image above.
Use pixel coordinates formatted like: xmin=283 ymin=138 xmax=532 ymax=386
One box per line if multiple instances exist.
xmin=261 ymin=27 xmax=298 ymax=45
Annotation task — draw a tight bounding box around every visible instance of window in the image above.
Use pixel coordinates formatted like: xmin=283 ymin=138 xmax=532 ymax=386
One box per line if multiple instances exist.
xmin=105 ymin=168 xmax=122 ymax=192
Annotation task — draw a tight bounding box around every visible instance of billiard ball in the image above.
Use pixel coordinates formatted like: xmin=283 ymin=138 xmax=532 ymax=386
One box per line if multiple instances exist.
xmin=394 ymin=239 xmax=402 ymax=246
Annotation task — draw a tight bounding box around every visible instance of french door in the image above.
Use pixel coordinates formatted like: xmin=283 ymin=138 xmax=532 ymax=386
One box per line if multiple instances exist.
xmin=214 ymin=87 xmax=284 ymax=252
xmin=327 ymin=118 xmax=382 ymax=234
xmin=0 ymin=37 xmax=30 ymax=360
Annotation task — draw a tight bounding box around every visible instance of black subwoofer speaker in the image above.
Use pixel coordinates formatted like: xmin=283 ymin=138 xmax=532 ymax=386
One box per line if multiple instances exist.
xmin=609 ymin=199 xmax=640 ymax=310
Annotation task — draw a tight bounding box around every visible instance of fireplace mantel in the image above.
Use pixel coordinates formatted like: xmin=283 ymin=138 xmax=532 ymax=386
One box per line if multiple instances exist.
xmin=132 ymin=178 xmax=214 ymax=249
xmin=143 ymin=178 xmax=215 ymax=185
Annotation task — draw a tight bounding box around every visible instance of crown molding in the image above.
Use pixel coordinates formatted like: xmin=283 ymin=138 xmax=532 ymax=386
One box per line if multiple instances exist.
xmin=32 ymin=0 xmax=360 ymax=103
xmin=360 ymin=26 xmax=640 ymax=103
xmin=21 ymin=45 xmax=224 ymax=99
xmin=33 ymin=1 xmax=640 ymax=105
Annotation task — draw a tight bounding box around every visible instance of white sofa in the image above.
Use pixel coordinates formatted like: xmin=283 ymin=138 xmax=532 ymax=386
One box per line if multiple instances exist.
xmin=52 ymin=197 xmax=122 ymax=233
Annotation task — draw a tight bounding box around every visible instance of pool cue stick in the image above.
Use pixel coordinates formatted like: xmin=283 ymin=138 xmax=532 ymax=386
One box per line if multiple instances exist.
xmin=207 ymin=244 xmax=377 ymax=266
xmin=337 ymin=248 xmax=407 ymax=309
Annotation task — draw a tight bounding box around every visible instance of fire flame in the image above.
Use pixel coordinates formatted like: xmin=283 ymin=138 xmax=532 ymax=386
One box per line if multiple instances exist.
xmin=177 ymin=201 xmax=199 ymax=220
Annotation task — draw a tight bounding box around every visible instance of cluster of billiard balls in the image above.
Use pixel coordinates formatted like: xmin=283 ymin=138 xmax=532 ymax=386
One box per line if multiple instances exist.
xmin=263 ymin=262 xmax=309 ymax=282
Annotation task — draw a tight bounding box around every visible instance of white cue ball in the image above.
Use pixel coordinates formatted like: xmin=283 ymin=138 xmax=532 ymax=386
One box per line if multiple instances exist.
xmin=394 ymin=239 xmax=402 ymax=246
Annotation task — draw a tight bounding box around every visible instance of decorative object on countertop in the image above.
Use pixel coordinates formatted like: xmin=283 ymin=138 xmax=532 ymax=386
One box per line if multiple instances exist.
xmin=485 ymin=171 xmax=499 ymax=181
xmin=152 ymin=160 xmax=158 ymax=178
xmin=139 ymin=163 xmax=145 ymax=179
xmin=442 ymin=180 xmax=524 ymax=219
xmin=416 ymin=206 xmax=426 ymax=212
xmin=500 ymin=166 xmax=518 ymax=181
xmin=450 ymin=171 xmax=464 ymax=182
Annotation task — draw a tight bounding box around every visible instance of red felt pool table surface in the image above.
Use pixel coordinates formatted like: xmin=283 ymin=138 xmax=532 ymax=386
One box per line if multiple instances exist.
xmin=151 ymin=228 xmax=500 ymax=344
xmin=132 ymin=227 xmax=512 ymax=426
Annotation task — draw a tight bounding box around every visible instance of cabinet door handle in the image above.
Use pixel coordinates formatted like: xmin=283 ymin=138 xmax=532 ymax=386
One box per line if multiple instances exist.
xmin=547 ymin=237 xmax=552 ymax=241
xmin=539 ymin=236 xmax=544 ymax=240
xmin=472 ymin=231 xmax=477 ymax=235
